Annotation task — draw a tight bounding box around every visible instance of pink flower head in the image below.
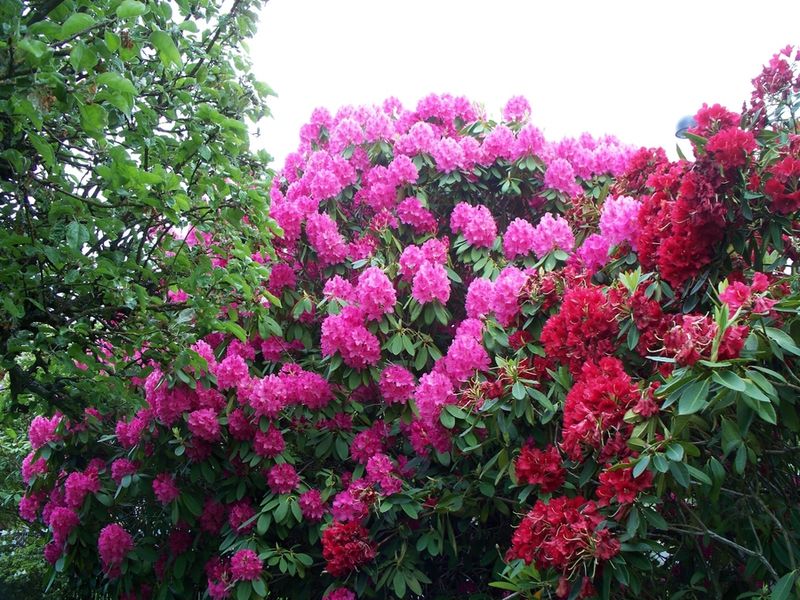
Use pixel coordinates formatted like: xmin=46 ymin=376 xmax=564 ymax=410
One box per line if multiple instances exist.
xmin=153 ymin=473 xmax=180 ymax=505
xmin=530 ymin=213 xmax=575 ymax=258
xmin=379 ymin=365 xmax=416 ymax=405
xmin=228 ymin=500 xmax=256 ymax=534
xmin=21 ymin=452 xmax=47 ymax=484
xmin=396 ymin=197 xmax=437 ymax=234
xmin=432 ymin=137 xmax=465 ymax=173
xmin=267 ymin=463 xmax=300 ymax=495
xmin=482 ymin=124 xmax=516 ymax=162
xmin=230 ymin=549 xmax=263 ymax=581
xmin=64 ymin=470 xmax=101 ymax=509
xmin=98 ymin=523 xmax=134 ymax=578
xmin=299 ymin=489 xmax=327 ymax=522
xmin=49 ymin=506 xmax=80 ymax=547
xmin=188 ymin=408 xmax=221 ymax=442
xmin=29 ymin=414 xmax=60 ymax=450
xmin=543 ymin=157 xmax=581 ymax=197
xmin=306 ymin=212 xmax=348 ymax=266
xmin=412 ymin=262 xmax=451 ymax=304
xmin=503 ymin=96 xmax=531 ymax=122
xmin=356 ymin=267 xmax=397 ymax=321
xmin=111 ymin=458 xmax=138 ymax=486
xmin=599 ymin=195 xmax=642 ymax=250
xmin=450 ymin=203 xmax=497 ymax=248
xmin=415 ymin=371 xmax=457 ymax=427
xmin=575 ymin=233 xmax=611 ymax=272
xmin=324 ymin=589 xmax=356 ymax=600
xmin=254 ymin=425 xmax=285 ymax=458
xmin=465 ymin=277 xmax=494 ymax=319
xmin=503 ymin=218 xmax=537 ymax=260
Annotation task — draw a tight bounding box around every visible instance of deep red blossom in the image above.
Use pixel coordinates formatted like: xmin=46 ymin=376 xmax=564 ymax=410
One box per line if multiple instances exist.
xmin=561 ymin=357 xmax=639 ymax=462
xmin=514 ymin=444 xmax=566 ymax=493
xmin=507 ymin=495 xmax=619 ymax=576
xmin=322 ymin=521 xmax=376 ymax=577
xmin=596 ymin=463 xmax=654 ymax=506
xmin=540 ymin=285 xmax=620 ymax=375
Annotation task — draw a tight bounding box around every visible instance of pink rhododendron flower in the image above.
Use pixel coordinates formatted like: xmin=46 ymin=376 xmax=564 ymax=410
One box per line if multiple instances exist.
xmin=503 ymin=218 xmax=537 ymax=260
xmin=188 ymin=408 xmax=221 ymax=442
xmin=481 ymin=124 xmax=516 ymax=162
xmin=432 ymin=137 xmax=465 ymax=173
xmin=356 ymin=266 xmax=397 ymax=321
xmin=491 ymin=267 xmax=529 ymax=327
xmin=465 ymin=277 xmax=494 ymax=319
xmin=415 ymin=371 xmax=457 ymax=427
xmin=98 ymin=523 xmax=134 ymax=578
xmin=29 ymin=414 xmax=60 ymax=449
xmin=379 ymin=365 xmax=416 ymax=405
xmin=299 ymin=489 xmax=327 ymax=522
xmin=153 ymin=473 xmax=180 ymax=505
xmin=396 ymin=197 xmax=437 ymax=234
xmin=543 ymin=157 xmax=581 ymax=196
xmin=575 ymin=233 xmax=611 ymax=272
xmin=450 ymin=202 xmax=497 ymax=248
xmin=530 ymin=213 xmax=574 ymax=258
xmin=230 ymin=549 xmax=263 ymax=581
xmin=49 ymin=506 xmax=80 ymax=547
xmin=599 ymin=195 xmax=642 ymax=250
xmin=503 ymin=96 xmax=531 ymax=122
xmin=267 ymin=463 xmax=300 ymax=495
xmin=254 ymin=425 xmax=285 ymax=458
xmin=111 ymin=458 xmax=138 ymax=486
xmin=324 ymin=589 xmax=356 ymax=600
xmin=306 ymin=212 xmax=349 ymax=266
xmin=228 ymin=500 xmax=256 ymax=534
xmin=412 ymin=262 xmax=451 ymax=304
xmin=21 ymin=452 xmax=47 ymax=483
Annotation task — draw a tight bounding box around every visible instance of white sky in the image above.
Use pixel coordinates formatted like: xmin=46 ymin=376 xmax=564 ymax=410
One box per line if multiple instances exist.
xmin=248 ymin=0 xmax=800 ymax=167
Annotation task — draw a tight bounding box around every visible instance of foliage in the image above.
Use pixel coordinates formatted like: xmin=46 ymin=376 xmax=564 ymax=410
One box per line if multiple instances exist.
xmin=0 ymin=0 xmax=277 ymax=421
xmin=18 ymin=44 xmax=800 ymax=600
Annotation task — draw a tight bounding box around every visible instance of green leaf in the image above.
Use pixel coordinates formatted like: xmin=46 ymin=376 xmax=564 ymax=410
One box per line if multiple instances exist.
xmin=668 ymin=460 xmax=690 ymax=488
xmin=771 ymin=572 xmax=795 ymax=600
xmin=393 ymin=570 xmax=407 ymax=598
xmin=237 ymin=580 xmax=252 ymax=600
xmin=117 ymin=0 xmax=149 ymax=18
xmin=641 ymin=508 xmax=668 ymax=530
xmin=440 ymin=409 xmax=455 ymax=429
xmin=711 ymin=370 xmax=746 ymax=392
xmin=678 ymin=379 xmax=709 ymax=415
xmin=66 ymin=221 xmax=89 ymax=252
xmin=765 ymin=327 xmax=800 ymax=356
xmin=96 ymin=72 xmax=137 ymax=95
xmin=149 ymin=30 xmax=183 ymax=68
xmin=252 ymin=578 xmax=267 ymax=597
xmin=60 ymin=13 xmax=96 ymax=39
xmin=28 ymin=132 xmax=55 ymax=169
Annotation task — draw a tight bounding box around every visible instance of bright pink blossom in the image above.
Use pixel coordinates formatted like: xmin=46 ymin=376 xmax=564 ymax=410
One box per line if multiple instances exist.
xmin=153 ymin=473 xmax=180 ymax=505
xmin=98 ymin=523 xmax=134 ymax=578
xmin=230 ymin=549 xmax=263 ymax=581
xmin=267 ymin=463 xmax=300 ymax=494
xmin=412 ymin=262 xmax=451 ymax=304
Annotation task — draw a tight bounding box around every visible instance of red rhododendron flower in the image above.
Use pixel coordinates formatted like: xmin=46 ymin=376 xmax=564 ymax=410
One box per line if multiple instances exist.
xmin=322 ymin=521 xmax=376 ymax=577
xmin=514 ymin=444 xmax=566 ymax=493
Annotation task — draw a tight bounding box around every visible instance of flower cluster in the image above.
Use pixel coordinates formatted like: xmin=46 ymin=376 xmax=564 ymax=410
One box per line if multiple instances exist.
xmin=507 ymin=495 xmax=620 ymax=578
xmin=321 ymin=521 xmax=377 ymax=577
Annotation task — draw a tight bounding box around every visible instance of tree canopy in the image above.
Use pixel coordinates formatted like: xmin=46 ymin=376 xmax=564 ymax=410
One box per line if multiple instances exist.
xmin=0 ymin=0 xmax=277 ymax=420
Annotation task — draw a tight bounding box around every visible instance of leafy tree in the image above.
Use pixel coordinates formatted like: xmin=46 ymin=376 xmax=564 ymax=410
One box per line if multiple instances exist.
xmin=0 ymin=0 xmax=277 ymax=421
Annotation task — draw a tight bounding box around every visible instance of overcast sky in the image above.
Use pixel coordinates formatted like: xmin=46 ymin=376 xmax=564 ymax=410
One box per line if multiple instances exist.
xmin=247 ymin=0 xmax=800 ymax=167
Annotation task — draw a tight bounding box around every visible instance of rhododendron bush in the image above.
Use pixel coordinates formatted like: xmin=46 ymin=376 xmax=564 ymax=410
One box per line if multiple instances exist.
xmin=21 ymin=46 xmax=800 ymax=600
